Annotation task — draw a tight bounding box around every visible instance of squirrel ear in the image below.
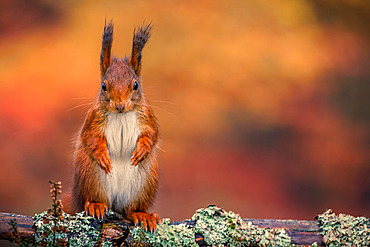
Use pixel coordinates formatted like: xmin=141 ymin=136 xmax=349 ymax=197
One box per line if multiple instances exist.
xmin=129 ymin=23 xmax=152 ymax=76
xmin=100 ymin=20 xmax=114 ymax=77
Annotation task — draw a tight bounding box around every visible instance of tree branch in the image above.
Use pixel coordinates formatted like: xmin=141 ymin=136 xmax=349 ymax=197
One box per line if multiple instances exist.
xmin=0 ymin=212 xmax=323 ymax=246
xmin=0 ymin=213 xmax=34 ymax=241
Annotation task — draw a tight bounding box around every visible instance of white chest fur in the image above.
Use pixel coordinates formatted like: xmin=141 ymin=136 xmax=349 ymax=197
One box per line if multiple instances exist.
xmin=99 ymin=112 xmax=147 ymax=210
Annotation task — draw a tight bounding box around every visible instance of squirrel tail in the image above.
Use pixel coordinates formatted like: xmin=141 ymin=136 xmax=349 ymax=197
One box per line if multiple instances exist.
xmin=61 ymin=191 xmax=75 ymax=215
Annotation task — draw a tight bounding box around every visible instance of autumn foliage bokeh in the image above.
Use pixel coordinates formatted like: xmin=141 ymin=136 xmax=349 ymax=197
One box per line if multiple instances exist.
xmin=0 ymin=0 xmax=369 ymax=221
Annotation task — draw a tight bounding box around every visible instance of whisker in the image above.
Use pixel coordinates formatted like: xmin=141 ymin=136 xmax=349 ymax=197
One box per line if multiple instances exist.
xmin=157 ymin=146 xmax=166 ymax=153
xmin=66 ymin=102 xmax=94 ymax=112
xmin=150 ymin=99 xmax=176 ymax=105
xmin=139 ymin=103 xmax=177 ymax=118
xmin=70 ymin=97 xmax=92 ymax=101
xmin=151 ymin=106 xmax=176 ymax=117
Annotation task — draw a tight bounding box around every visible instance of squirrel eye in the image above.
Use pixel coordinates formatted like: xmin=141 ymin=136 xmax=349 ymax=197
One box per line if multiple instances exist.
xmin=133 ymin=81 xmax=138 ymax=90
xmin=102 ymin=82 xmax=107 ymax=91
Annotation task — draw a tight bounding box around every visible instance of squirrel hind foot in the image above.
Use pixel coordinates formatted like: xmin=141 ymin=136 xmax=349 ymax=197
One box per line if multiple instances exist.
xmin=128 ymin=212 xmax=161 ymax=232
xmin=84 ymin=201 xmax=108 ymax=220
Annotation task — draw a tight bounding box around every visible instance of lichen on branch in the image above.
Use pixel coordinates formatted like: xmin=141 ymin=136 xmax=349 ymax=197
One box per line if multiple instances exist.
xmin=130 ymin=205 xmax=292 ymax=247
xmin=317 ymin=209 xmax=369 ymax=246
xmin=33 ymin=181 xmax=113 ymax=247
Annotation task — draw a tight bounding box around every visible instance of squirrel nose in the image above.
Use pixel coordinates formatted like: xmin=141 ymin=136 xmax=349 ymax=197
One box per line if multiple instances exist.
xmin=116 ymin=103 xmax=125 ymax=111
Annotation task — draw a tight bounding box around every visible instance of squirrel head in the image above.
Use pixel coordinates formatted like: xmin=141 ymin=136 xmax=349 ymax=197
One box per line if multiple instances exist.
xmin=98 ymin=21 xmax=152 ymax=113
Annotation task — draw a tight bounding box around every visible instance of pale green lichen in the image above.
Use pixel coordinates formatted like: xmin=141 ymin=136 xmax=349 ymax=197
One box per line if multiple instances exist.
xmin=192 ymin=205 xmax=291 ymax=247
xmin=131 ymin=207 xmax=370 ymax=246
xmin=33 ymin=211 xmax=114 ymax=247
xmin=131 ymin=218 xmax=196 ymax=247
xmin=317 ymin=209 xmax=370 ymax=246
xmin=33 ymin=205 xmax=370 ymax=246
xmin=131 ymin=205 xmax=292 ymax=247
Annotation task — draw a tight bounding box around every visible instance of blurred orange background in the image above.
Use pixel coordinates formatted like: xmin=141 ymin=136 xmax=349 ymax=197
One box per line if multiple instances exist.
xmin=0 ymin=0 xmax=369 ymax=223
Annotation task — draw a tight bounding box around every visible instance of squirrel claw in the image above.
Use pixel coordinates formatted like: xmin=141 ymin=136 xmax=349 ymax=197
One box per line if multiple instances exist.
xmin=128 ymin=212 xmax=160 ymax=232
xmin=84 ymin=201 xmax=108 ymax=220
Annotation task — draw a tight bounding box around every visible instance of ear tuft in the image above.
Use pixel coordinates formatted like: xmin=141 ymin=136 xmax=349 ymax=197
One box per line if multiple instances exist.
xmin=100 ymin=20 xmax=114 ymax=77
xmin=129 ymin=23 xmax=152 ymax=76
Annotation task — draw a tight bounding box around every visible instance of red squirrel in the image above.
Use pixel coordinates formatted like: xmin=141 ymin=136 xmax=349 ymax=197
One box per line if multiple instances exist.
xmin=63 ymin=21 xmax=160 ymax=231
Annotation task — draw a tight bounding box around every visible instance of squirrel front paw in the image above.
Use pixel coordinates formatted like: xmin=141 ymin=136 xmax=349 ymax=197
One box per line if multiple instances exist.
xmin=131 ymin=138 xmax=152 ymax=166
xmin=95 ymin=149 xmax=112 ymax=173
xmin=131 ymin=147 xmax=148 ymax=166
